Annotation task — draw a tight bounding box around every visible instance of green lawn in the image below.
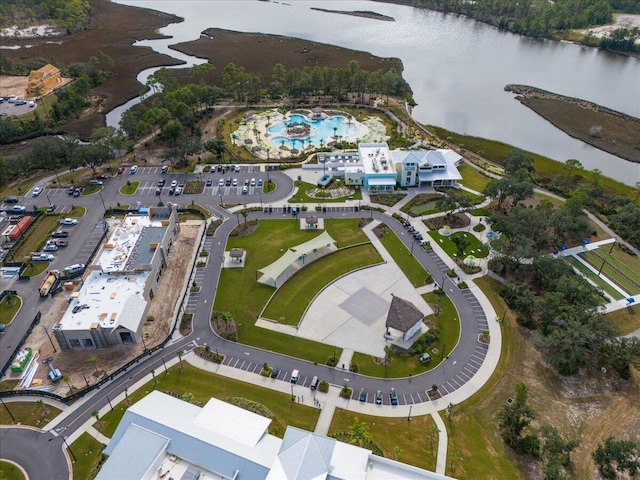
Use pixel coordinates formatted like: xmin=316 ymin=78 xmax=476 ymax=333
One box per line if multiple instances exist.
xmin=81 ymin=185 xmax=102 ymax=196
xmin=70 ymin=432 xmax=105 ymax=480
xmin=566 ymin=256 xmax=625 ymax=300
xmin=288 ymin=181 xmax=362 ymax=203
xmin=97 ymin=362 xmax=320 ymax=440
xmin=119 ymin=182 xmax=139 ymax=195
xmin=588 ymin=248 xmax=640 ymax=288
xmin=579 ymin=251 xmax=640 ymax=295
xmin=428 ymin=231 xmax=489 ymax=259
xmin=607 ymin=304 xmax=640 ymax=336
xmin=0 ymin=401 xmax=62 ymax=427
xmin=423 ymin=292 xmax=461 ymax=359
xmin=262 ymin=244 xmax=382 ymax=325
xmin=215 ymin=219 xmax=370 ymax=363
xmin=376 ymin=227 xmax=431 ymax=287
xmin=328 ymin=409 xmax=438 ymax=472
xmin=5 ymin=214 xmax=59 ymax=264
xmin=0 ymin=295 xmax=22 ymax=325
xmin=0 ymin=461 xmax=25 ymax=480
xmin=457 ymin=163 xmax=491 ymax=192
xmin=441 ymin=276 xmax=523 ymax=479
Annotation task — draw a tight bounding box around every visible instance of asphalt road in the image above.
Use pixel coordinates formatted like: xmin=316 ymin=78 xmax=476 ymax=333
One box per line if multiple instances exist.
xmin=1 ymin=167 xmax=490 ymax=475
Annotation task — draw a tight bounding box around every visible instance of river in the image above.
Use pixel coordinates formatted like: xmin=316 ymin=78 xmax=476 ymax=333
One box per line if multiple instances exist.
xmin=111 ymin=0 xmax=640 ymax=185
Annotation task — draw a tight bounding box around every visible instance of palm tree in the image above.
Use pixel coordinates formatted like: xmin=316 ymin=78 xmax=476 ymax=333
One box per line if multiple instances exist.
xmin=89 ymin=356 xmax=99 ymax=377
xmin=177 ymin=350 xmax=184 ymax=371
xmin=151 ymin=368 xmax=158 ymax=385
xmin=348 ymin=417 xmax=371 ymax=447
xmin=62 ymin=375 xmax=72 ymax=392
xmin=92 ymin=409 xmax=100 ymax=423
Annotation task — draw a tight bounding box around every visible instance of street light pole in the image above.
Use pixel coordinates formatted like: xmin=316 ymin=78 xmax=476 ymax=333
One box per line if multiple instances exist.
xmin=0 ymin=398 xmax=16 ymax=423
xmin=42 ymin=325 xmax=57 ymax=353
xmin=407 ymin=405 xmax=413 ymax=421
xmin=98 ymin=190 xmax=107 ymax=213
xmin=63 ymin=436 xmax=77 ymax=463
xmin=291 ymin=384 xmax=295 ymax=402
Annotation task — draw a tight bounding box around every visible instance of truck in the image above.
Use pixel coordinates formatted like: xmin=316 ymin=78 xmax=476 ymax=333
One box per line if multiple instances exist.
xmin=38 ymin=270 xmax=60 ymax=297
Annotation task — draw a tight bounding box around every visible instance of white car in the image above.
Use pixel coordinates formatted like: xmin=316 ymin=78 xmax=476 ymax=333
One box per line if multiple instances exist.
xmin=31 ymin=253 xmax=54 ymax=261
xmin=60 ymin=218 xmax=78 ymax=226
xmin=171 ymin=180 xmax=178 ymax=188
xmin=32 ymin=186 xmax=43 ymax=197
xmin=218 ymin=179 xmax=224 ymax=187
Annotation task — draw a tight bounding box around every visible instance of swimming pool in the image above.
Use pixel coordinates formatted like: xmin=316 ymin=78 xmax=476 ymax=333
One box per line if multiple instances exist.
xmin=268 ymin=114 xmax=366 ymax=149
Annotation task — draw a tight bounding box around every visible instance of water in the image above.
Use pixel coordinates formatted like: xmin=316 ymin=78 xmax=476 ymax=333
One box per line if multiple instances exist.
xmin=268 ymin=114 xmax=365 ymax=149
xmin=111 ymin=0 xmax=640 ymax=185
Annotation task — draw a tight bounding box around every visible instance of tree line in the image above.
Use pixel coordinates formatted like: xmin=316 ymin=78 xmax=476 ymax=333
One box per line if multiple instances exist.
xmin=483 ymin=150 xmax=640 ymax=379
xmin=0 ymin=0 xmax=91 ymax=35
xmin=119 ymin=60 xmax=410 ymax=145
xmin=413 ymin=0 xmax=639 ymax=39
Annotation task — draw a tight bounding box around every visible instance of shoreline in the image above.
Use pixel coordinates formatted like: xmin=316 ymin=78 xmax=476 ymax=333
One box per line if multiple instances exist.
xmin=505 ymin=85 xmax=640 ymax=163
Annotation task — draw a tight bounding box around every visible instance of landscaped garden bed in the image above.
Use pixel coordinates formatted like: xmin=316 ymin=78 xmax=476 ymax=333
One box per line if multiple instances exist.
xmin=400 ymin=193 xmax=444 ymax=217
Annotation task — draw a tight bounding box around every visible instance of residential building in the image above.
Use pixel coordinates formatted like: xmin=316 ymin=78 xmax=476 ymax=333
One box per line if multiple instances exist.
xmin=394 ymin=149 xmax=463 ymax=188
xmin=52 ymin=205 xmax=178 ymax=350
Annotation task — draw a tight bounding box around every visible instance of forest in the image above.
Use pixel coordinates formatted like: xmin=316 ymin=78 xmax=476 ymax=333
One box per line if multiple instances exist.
xmin=413 ymin=0 xmax=640 ymax=39
xmin=0 ymin=0 xmax=91 ymax=34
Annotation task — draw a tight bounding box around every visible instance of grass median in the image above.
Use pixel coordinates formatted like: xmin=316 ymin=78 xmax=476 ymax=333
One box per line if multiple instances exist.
xmin=375 ymin=226 xmax=432 ymax=287
xmin=96 ymin=362 xmax=320 ymax=439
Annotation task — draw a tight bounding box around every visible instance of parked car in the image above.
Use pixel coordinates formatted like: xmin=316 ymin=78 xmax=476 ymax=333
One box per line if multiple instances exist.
xmin=389 ymin=388 xmax=398 ymax=405
xmin=68 ymin=186 xmax=76 ymax=195
xmin=60 ymin=218 xmax=78 ymax=226
xmin=419 ymin=352 xmax=432 ymax=364
xmin=218 ymin=179 xmax=224 ymax=187
xmin=32 ymin=186 xmax=43 ymax=196
xmin=174 ymin=187 xmax=182 ymax=195
xmin=225 ymin=178 xmax=231 ymax=186
xmin=359 ymin=388 xmax=367 ymax=402
xmin=206 ymin=178 xmax=212 ymax=186
xmin=52 ymin=239 xmax=68 ymax=247
xmin=88 ymin=179 xmax=103 ymax=186
xmin=43 ymin=243 xmax=59 ymax=252
xmin=46 ymin=204 xmax=56 ymax=213
xmin=375 ymin=390 xmax=383 ymax=405
xmin=117 ymin=166 xmax=125 ymax=174
xmin=169 ymin=187 xmax=176 ymax=195
xmin=31 ymin=252 xmax=54 ymax=261
xmin=96 ymin=174 xmax=109 ymax=180
xmin=232 ymin=179 xmax=238 ymax=187
xmin=155 ymin=188 xmax=162 ymax=196
xmin=270 ymin=367 xmax=280 ymax=379
xmin=130 ymin=165 xmax=138 ymax=174
xmin=170 ymin=180 xmax=178 ymax=188
xmin=242 ymin=186 xmax=248 ymax=194
xmin=8 ymin=205 xmax=26 ymax=214
xmin=52 ymin=230 xmax=69 ymax=238
xmin=158 ymin=179 xmax=166 ymax=187
xmin=4 ymin=196 xmax=19 ymax=204
xmin=178 ymin=180 xmax=185 ymax=188
xmin=161 ymin=165 xmax=169 ymax=173
xmin=257 ymin=179 xmax=263 ymax=187
xmin=73 ymin=187 xmax=82 ymax=197
xmin=234 ymin=165 xmax=241 ymax=172
xmin=250 ymin=178 xmax=256 ymax=186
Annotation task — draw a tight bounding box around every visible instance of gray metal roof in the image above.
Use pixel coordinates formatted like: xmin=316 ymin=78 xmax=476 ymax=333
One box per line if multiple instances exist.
xmin=130 ymin=226 xmax=166 ymax=268
xmin=96 ymin=424 xmax=169 ymax=480
xmin=274 ymin=427 xmax=335 ymax=480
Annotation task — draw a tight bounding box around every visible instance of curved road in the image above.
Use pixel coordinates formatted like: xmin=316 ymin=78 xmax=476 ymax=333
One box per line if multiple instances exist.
xmin=0 ymin=167 xmax=494 ymax=475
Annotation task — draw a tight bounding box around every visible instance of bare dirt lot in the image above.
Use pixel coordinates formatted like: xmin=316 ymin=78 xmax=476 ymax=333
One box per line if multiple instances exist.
xmin=6 ymin=222 xmax=202 ymax=397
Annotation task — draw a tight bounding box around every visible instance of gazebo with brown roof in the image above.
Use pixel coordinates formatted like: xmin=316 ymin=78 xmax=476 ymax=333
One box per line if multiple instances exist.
xmin=305 ymin=216 xmax=318 ymax=228
xmin=385 ymin=294 xmax=424 ymax=342
xmin=230 ymin=248 xmax=244 ymax=263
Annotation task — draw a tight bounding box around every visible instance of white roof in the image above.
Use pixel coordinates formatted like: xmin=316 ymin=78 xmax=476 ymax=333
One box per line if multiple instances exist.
xmin=113 ymin=294 xmax=147 ymax=333
xmin=367 ymin=177 xmax=397 ymax=186
xmin=359 ymin=142 xmax=395 ymax=176
xmin=194 ymin=397 xmax=271 ymax=447
xmin=258 ymin=231 xmax=337 ymax=287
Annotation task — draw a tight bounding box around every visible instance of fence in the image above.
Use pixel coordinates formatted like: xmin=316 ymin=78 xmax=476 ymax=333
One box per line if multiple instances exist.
xmin=0 ymin=217 xmax=207 ymax=405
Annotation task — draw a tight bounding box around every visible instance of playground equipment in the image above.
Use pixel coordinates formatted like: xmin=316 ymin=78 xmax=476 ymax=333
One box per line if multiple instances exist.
xmin=43 ymin=356 xmax=62 ymax=382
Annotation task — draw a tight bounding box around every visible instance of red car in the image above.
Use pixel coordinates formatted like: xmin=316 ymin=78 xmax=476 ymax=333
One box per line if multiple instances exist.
xmin=117 ymin=167 xmax=125 ymax=174
xmin=96 ymin=174 xmax=109 ymax=180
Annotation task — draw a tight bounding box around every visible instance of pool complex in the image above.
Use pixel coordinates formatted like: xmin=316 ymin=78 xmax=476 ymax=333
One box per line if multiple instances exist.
xmin=268 ymin=114 xmax=365 ymax=149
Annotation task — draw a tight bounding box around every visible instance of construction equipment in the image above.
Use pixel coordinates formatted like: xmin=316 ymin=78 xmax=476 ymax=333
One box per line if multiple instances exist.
xmin=42 ymin=357 xmax=62 ymax=382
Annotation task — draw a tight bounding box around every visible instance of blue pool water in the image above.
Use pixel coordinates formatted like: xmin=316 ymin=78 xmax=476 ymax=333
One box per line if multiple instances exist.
xmin=268 ymin=114 xmax=363 ymax=149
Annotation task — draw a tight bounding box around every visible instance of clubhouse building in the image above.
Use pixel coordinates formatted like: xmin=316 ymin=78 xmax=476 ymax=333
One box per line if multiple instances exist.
xmin=316 ymin=142 xmax=463 ymax=191
xmin=97 ymin=390 xmax=453 ymax=480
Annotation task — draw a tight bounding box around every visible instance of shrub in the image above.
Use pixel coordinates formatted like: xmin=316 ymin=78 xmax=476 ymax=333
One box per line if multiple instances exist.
xmin=318 ymin=380 xmax=330 ymax=393
xmin=326 ymin=357 xmax=337 ymax=367
xmin=457 ymin=281 xmax=468 ymax=289
xmin=340 ymin=386 xmax=353 ymax=399
xmin=473 ymin=223 xmax=486 ymax=232
xmin=349 ymin=362 xmax=359 ymax=373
